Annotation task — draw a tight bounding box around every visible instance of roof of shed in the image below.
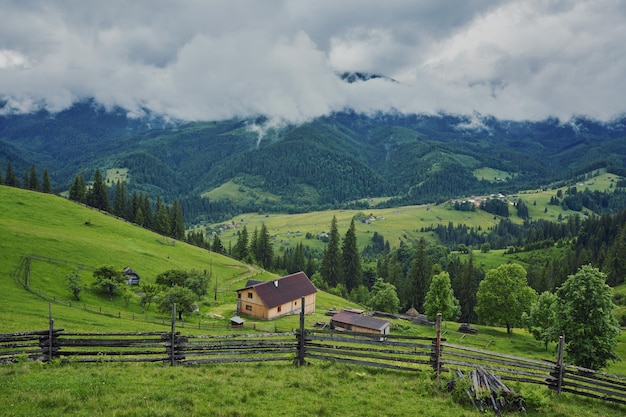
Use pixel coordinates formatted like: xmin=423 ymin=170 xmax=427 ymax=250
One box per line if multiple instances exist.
xmin=331 ymin=311 xmax=391 ymax=331
xmin=237 ymin=272 xmax=317 ymax=309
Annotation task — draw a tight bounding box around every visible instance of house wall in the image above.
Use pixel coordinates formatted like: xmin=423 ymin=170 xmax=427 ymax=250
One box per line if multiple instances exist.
xmin=237 ymin=291 xmax=317 ymax=320
xmin=237 ymin=288 xmax=270 ymax=319
xmin=266 ymin=293 xmax=317 ymax=320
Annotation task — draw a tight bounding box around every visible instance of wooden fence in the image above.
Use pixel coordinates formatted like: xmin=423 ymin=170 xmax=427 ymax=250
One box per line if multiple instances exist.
xmin=2 ymin=303 xmax=626 ymax=407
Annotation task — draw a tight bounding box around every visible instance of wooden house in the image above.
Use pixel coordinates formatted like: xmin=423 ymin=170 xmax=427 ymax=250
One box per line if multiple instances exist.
xmin=122 ymin=266 xmax=140 ymax=286
xmin=235 ymin=272 xmax=317 ymax=320
xmin=330 ymin=311 xmax=391 ymax=335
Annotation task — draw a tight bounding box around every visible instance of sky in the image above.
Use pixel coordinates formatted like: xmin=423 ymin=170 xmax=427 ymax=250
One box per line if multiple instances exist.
xmin=0 ymin=0 xmax=625 ymax=124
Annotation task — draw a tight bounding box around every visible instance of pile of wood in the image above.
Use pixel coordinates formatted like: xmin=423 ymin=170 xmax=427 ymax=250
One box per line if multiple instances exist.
xmin=450 ymin=367 xmax=525 ymax=415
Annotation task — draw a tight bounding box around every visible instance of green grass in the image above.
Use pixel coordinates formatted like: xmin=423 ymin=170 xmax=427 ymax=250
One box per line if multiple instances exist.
xmin=0 ymin=185 xmax=358 ymax=334
xmin=2 ymin=184 xmax=626 ymax=415
xmin=473 ymin=166 xmax=517 ymax=182
xmin=1 ymin=360 xmax=625 ymax=417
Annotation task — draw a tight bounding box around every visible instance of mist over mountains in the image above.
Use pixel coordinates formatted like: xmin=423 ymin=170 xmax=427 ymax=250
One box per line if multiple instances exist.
xmin=1 ymin=101 xmax=626 ymax=224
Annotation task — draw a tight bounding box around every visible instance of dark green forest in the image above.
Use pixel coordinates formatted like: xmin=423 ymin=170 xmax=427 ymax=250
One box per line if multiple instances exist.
xmin=2 ymin=103 xmax=626 ymax=224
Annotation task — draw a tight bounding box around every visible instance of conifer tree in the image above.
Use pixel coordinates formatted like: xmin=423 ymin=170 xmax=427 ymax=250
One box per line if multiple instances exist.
xmin=140 ymin=193 xmax=153 ymax=229
xmin=407 ymin=238 xmax=432 ymax=312
xmin=5 ymin=161 xmax=19 ymax=187
xmin=233 ymin=225 xmax=249 ymax=261
xmin=0 ymin=169 xmax=3 ymax=185
xmin=603 ymin=226 xmax=626 ymax=286
xmin=69 ymin=175 xmax=86 ymax=202
xmin=320 ymin=216 xmax=341 ymax=287
xmin=155 ymin=201 xmax=171 ymax=236
xmin=42 ymin=168 xmax=52 ymax=193
xmin=87 ymin=169 xmax=111 ymax=211
xmin=342 ymin=219 xmax=362 ymax=291
xmin=256 ymin=223 xmax=273 ymax=270
xmin=290 ymin=242 xmax=306 ymax=274
xmin=113 ymin=180 xmax=130 ymax=218
xmin=170 ymin=199 xmax=185 ymax=240
xmin=28 ymin=164 xmax=39 ymax=190
xmin=211 ymin=234 xmax=224 ymax=254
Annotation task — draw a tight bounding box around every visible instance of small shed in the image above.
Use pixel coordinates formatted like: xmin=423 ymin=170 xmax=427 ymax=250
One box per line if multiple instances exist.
xmin=230 ymin=316 xmax=245 ymax=328
xmin=122 ymin=266 xmax=140 ymax=285
xmin=331 ymin=311 xmax=391 ymax=335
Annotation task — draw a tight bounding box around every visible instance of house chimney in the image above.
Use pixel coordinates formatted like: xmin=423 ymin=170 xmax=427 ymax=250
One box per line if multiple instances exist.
xmin=274 ymin=280 xmax=279 ymax=288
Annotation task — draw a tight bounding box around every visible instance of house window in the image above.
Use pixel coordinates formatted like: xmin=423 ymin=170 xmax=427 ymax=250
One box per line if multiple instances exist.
xmin=245 ymin=305 xmax=252 ymax=311
xmin=237 ymin=293 xmax=241 ymax=299
xmin=277 ymin=306 xmax=282 ymax=313
xmin=247 ymin=292 xmax=253 ymax=299
xmin=295 ymin=300 xmax=298 ymax=305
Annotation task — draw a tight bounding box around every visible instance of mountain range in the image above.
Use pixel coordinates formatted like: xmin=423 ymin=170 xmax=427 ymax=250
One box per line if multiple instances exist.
xmin=1 ymin=101 xmax=626 ymax=224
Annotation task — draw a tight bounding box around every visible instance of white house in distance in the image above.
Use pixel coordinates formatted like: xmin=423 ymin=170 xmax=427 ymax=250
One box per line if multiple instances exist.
xmin=235 ymin=272 xmax=317 ymax=320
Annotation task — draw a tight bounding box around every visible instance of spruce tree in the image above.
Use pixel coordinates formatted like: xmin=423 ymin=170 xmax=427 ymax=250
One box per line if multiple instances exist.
xmin=291 ymin=242 xmax=305 ymax=274
xmin=320 ymin=216 xmax=341 ymax=287
xmin=154 ymin=202 xmax=171 ymax=236
xmin=28 ymin=164 xmax=39 ymax=190
xmin=170 ymin=199 xmax=185 ymax=240
xmin=233 ymin=225 xmax=249 ymax=261
xmin=69 ymin=175 xmax=86 ymax=202
xmin=342 ymin=219 xmax=362 ymax=292
xmin=87 ymin=169 xmax=111 ymax=211
xmin=42 ymin=168 xmax=52 ymax=193
xmin=113 ymin=180 xmax=130 ymax=218
xmin=5 ymin=162 xmax=19 ymax=187
xmin=257 ymin=223 xmax=273 ymax=270
xmin=407 ymin=238 xmax=432 ymax=312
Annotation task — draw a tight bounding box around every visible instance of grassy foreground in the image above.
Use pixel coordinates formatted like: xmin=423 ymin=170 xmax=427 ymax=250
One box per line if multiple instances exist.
xmin=2 ymin=360 xmax=625 ymax=417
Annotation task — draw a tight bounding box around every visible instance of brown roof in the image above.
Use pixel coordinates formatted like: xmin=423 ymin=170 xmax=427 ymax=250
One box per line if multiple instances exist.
xmin=331 ymin=311 xmax=391 ymax=331
xmin=238 ymin=272 xmax=316 ymax=309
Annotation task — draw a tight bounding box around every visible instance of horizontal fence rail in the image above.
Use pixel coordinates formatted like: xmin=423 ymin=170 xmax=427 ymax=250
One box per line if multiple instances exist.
xmin=302 ymin=329 xmax=439 ymax=372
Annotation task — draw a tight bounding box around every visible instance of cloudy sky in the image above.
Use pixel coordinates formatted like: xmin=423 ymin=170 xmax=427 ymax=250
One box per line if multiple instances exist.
xmin=0 ymin=0 xmax=624 ymax=123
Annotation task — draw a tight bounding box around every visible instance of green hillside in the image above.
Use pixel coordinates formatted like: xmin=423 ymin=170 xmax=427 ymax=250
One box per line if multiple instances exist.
xmin=0 ymin=185 xmax=354 ymax=333
xmin=206 ymin=170 xmax=619 ymax=257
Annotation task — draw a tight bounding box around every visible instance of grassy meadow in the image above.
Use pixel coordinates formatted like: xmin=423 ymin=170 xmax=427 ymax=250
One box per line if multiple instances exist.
xmin=203 ymin=170 xmax=619 ymax=258
xmin=1 ymin=184 xmax=626 ymax=416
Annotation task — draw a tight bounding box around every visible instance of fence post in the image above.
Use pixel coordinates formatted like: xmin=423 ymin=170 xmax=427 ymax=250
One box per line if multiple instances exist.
xmin=170 ymin=303 xmax=176 ymax=366
xmin=296 ymin=296 xmax=306 ymax=365
xmin=555 ymin=335 xmax=565 ymax=394
xmin=48 ymin=303 xmax=54 ymax=362
xmin=434 ymin=313 xmax=442 ymax=379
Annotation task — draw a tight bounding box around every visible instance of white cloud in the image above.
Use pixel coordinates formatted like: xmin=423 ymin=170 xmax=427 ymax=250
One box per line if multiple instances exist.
xmin=0 ymin=0 xmax=624 ymax=122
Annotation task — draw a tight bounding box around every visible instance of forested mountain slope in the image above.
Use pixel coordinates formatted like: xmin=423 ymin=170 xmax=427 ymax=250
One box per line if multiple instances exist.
xmin=1 ymin=102 xmax=626 ymax=222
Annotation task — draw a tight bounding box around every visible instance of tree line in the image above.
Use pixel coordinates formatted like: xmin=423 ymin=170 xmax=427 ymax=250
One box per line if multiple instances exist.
xmin=68 ymin=169 xmax=185 ymax=240
xmin=2 ymin=161 xmax=53 ymax=193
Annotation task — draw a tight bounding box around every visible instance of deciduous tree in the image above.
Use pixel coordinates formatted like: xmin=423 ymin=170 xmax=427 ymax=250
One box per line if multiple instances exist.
xmin=158 ymin=286 xmax=197 ymax=320
xmin=522 ymin=291 xmax=558 ymax=350
xmin=93 ymin=265 xmax=124 ymax=300
xmin=553 ymin=265 xmax=620 ymax=370
xmin=475 ymin=263 xmax=536 ymax=334
xmin=424 ymin=271 xmax=461 ymax=321
xmin=368 ymin=277 xmax=400 ymax=313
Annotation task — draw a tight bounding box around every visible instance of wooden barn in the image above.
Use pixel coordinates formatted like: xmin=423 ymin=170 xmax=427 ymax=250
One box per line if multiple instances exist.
xmin=330 ymin=311 xmax=391 ymax=335
xmin=235 ymin=272 xmax=317 ymax=320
